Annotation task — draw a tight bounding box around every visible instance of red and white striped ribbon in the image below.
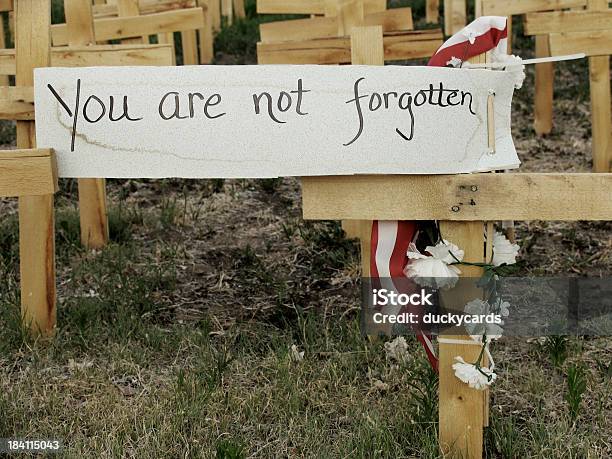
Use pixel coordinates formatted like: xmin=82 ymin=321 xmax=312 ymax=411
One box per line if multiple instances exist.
xmin=369 ymin=17 xmax=509 ymax=371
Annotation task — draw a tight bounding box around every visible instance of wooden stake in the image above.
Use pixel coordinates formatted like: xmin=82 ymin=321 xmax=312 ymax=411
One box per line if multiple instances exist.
xmin=426 ymin=0 xmax=439 ymax=23
xmin=438 ymin=51 xmax=488 ymax=459
xmin=16 ymin=0 xmax=55 ymax=337
xmin=117 ymin=0 xmax=147 ymax=44
xmin=588 ymin=0 xmax=611 ymax=172
xmin=443 ymin=0 xmax=466 ymax=36
xmin=233 ymin=0 xmax=245 ymax=18
xmin=65 ymin=0 xmax=110 ymax=249
xmin=197 ymin=0 xmax=214 ymax=63
xmin=348 ymin=26 xmax=383 ymax=276
xmin=534 ymin=34 xmax=554 ymax=135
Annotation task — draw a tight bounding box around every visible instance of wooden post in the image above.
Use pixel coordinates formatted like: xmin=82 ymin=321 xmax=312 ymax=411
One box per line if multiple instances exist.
xmin=438 ymin=51 xmax=488 ymax=459
xmin=588 ymin=0 xmax=611 ymax=172
xmin=221 ymin=0 xmax=232 ymax=25
xmin=65 ymin=0 xmax=110 ymax=249
xmin=426 ymin=0 xmax=440 ymax=23
xmin=535 ymin=34 xmax=554 ymax=135
xmin=197 ymin=0 xmax=214 ymax=63
xmin=233 ymin=0 xmax=245 ymax=18
xmin=443 ymin=0 xmax=466 ymax=36
xmin=117 ymin=0 xmax=148 ymax=44
xmin=348 ymin=25 xmax=383 ymax=276
xmin=16 ymin=0 xmax=56 ymax=337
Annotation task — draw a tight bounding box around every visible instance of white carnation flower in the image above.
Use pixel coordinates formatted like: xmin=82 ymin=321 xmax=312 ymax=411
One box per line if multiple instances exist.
xmin=289 ymin=344 xmax=304 ymax=362
xmin=492 ymin=231 xmax=520 ymax=267
xmin=452 ymin=356 xmax=497 ymax=390
xmin=384 ymin=336 xmax=409 ymax=363
xmin=404 ymin=240 xmax=463 ymax=289
xmin=463 ymin=298 xmax=505 ymax=342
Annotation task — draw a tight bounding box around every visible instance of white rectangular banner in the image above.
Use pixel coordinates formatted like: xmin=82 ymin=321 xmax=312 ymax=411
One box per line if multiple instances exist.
xmin=34 ymin=65 xmax=519 ymax=178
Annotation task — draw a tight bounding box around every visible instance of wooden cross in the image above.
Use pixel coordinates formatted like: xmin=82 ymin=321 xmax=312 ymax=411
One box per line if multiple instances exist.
xmin=0 ymin=0 xmax=174 ymax=335
xmin=256 ymin=0 xmax=443 ymax=65
xmin=524 ymin=0 xmax=612 ymax=172
xmin=7 ymin=0 xmax=55 ymax=338
xmin=300 ymin=40 xmax=612 ymax=457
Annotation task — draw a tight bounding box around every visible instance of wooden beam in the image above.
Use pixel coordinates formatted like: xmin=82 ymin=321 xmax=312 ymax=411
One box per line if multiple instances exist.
xmin=15 ymin=0 xmax=56 ymax=338
xmin=0 ymin=44 xmax=174 ymax=76
xmin=0 ymin=0 xmax=12 ymax=13
xmin=259 ymin=7 xmax=413 ymax=42
xmin=534 ymin=35 xmax=554 ymax=135
xmin=0 ymin=86 xmax=33 ymax=120
xmin=256 ymin=0 xmax=385 ymax=15
xmin=51 ymin=8 xmax=205 ymax=45
xmin=548 ymin=29 xmax=612 ymax=56
xmin=426 ymin=0 xmax=440 ymax=23
xmin=301 ymin=173 xmax=612 ymax=221
xmin=65 ymin=0 xmax=110 ymax=250
xmin=444 ymin=0 xmax=466 ymax=35
xmin=93 ymin=0 xmax=195 ymax=17
xmin=483 ymin=0 xmax=585 ymax=16
xmin=0 ymin=149 xmax=57 ymax=196
xmin=257 ymin=30 xmax=443 ymax=64
xmin=524 ymin=10 xmax=612 ymax=35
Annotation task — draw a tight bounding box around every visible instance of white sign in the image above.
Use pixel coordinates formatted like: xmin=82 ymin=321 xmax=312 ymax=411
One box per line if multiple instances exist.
xmin=34 ymin=65 xmax=519 ymax=178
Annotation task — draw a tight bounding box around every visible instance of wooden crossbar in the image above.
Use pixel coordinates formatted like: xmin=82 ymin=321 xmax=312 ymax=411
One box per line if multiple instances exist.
xmin=0 ymin=0 xmax=12 ymax=13
xmin=257 ymin=30 xmax=443 ymax=64
xmin=301 ymin=173 xmax=612 ymax=221
xmin=0 ymin=44 xmax=173 ymax=76
xmin=51 ymin=8 xmax=205 ymax=45
xmin=548 ymin=29 xmax=612 ymax=56
xmin=0 ymin=86 xmax=33 ymax=120
xmin=259 ymin=7 xmax=413 ymax=42
xmin=93 ymin=0 xmax=195 ymax=17
xmin=0 ymin=148 xmax=57 ymax=197
xmin=256 ymin=0 xmax=386 ymax=15
xmin=524 ymin=10 xmax=612 ymax=35
xmin=482 ymin=0 xmax=585 ymax=15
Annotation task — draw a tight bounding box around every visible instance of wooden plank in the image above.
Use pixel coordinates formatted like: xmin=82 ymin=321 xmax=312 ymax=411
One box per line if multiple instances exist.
xmin=15 ymin=0 xmax=56 ymax=338
xmin=524 ymin=10 xmax=612 ymax=35
xmin=210 ymin=0 xmax=221 ymax=32
xmin=350 ymin=25 xmax=383 ymax=65
xmin=343 ymin=26 xmax=382 ymax=247
xmin=117 ymin=0 xmax=147 ymax=44
xmin=301 ymin=173 xmax=612 ymax=221
xmin=65 ymin=0 xmax=110 ymax=250
xmin=256 ymin=0 xmax=385 ymax=15
xmin=221 ymin=0 xmax=232 ymax=24
xmin=587 ymin=0 xmax=611 ymax=173
xmin=444 ymin=0 xmax=466 ymax=35
xmin=438 ymin=220 xmax=485 ymax=459
xmin=0 ymin=45 xmax=174 ymax=75
xmin=257 ymin=30 xmax=443 ymax=64
xmin=93 ymin=0 xmax=196 ymax=17
xmin=233 ymin=0 xmax=245 ymax=18
xmin=549 ymin=28 xmax=612 ymax=57
xmin=0 ymin=86 xmax=34 ymax=120
xmin=534 ymin=35 xmax=554 ymax=135
xmin=259 ymin=8 xmax=413 ymax=43
xmin=0 ymin=149 xmax=57 ymax=196
xmin=157 ymin=32 xmax=177 ymax=65
xmin=0 ymin=0 xmax=12 ymax=13
xmin=426 ymin=0 xmax=439 ymax=23
xmin=51 ymin=8 xmax=205 ymax=45
xmin=181 ymin=30 xmax=199 ymax=64
xmin=197 ymin=0 xmax=214 ymax=63
xmin=483 ymin=0 xmax=585 ymax=16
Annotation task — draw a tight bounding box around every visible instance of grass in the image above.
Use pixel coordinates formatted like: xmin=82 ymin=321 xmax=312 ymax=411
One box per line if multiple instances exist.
xmin=0 ymin=1 xmax=611 ymax=457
